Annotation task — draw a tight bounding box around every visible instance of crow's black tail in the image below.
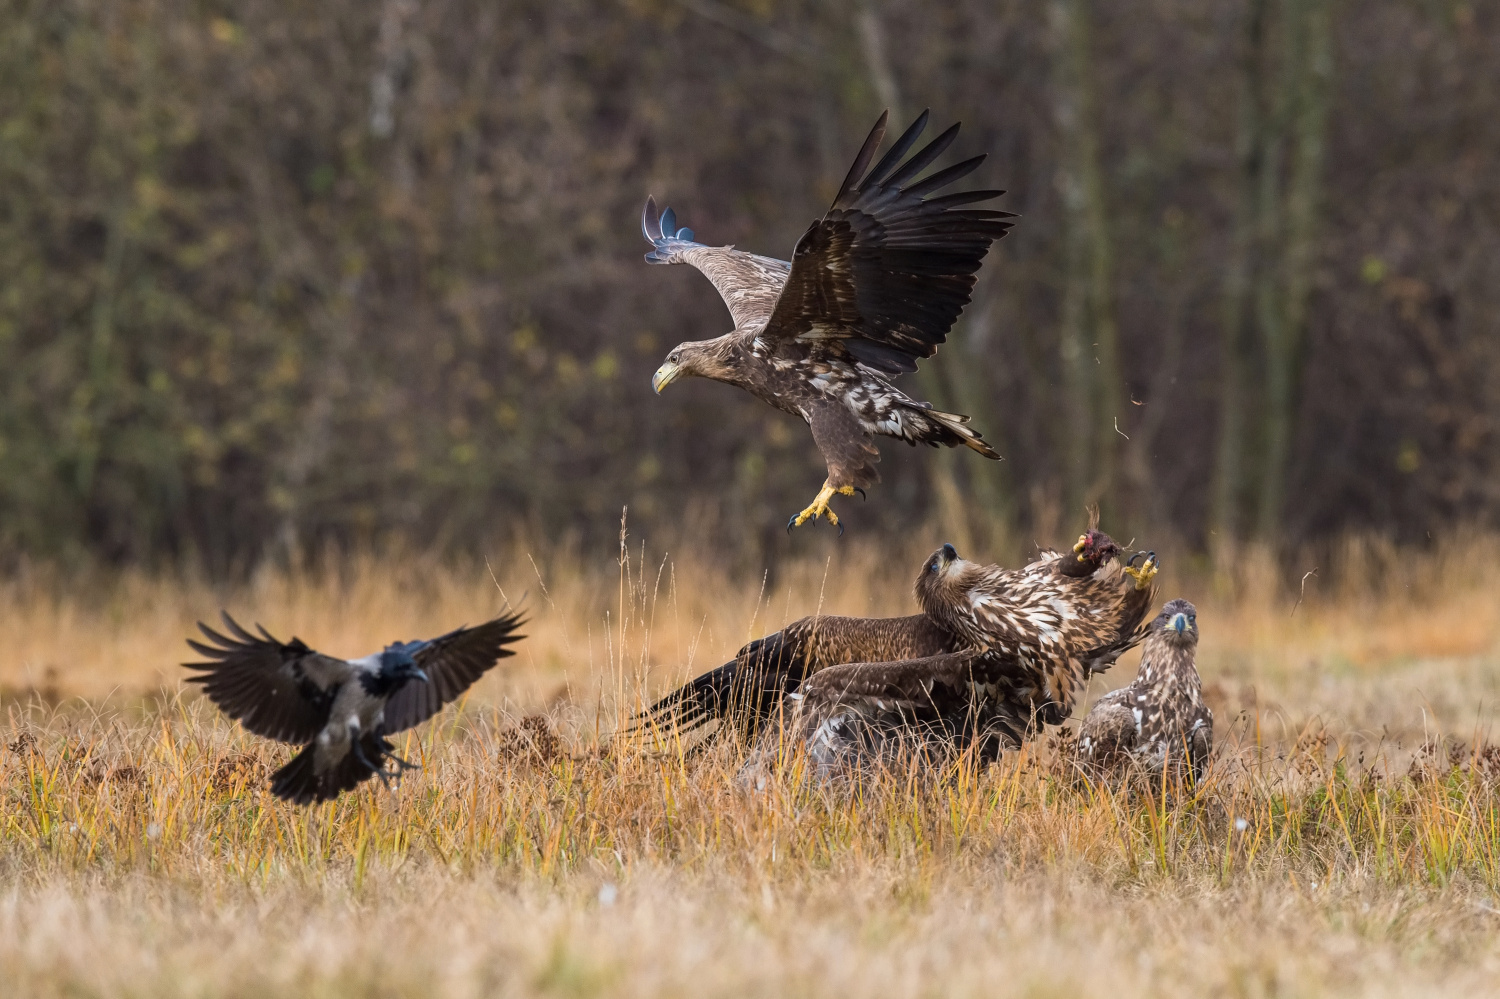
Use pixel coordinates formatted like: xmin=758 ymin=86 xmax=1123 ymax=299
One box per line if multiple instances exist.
xmin=269 ymin=734 xmax=392 ymax=806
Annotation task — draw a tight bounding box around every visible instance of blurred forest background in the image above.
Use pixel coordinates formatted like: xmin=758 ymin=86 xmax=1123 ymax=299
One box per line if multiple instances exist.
xmin=1 ymin=0 xmax=1496 ymax=574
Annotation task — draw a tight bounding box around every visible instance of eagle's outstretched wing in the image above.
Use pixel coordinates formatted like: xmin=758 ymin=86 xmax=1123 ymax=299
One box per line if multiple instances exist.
xmin=380 ymin=610 xmax=527 ymax=733
xmin=629 ymin=613 xmax=960 ymax=739
xmin=759 ymin=110 xmax=1014 ymax=374
xmin=641 ymin=197 xmax=790 ymax=331
xmin=183 ymin=612 xmax=350 ymax=745
xmin=786 ymin=650 xmax=1036 ymax=766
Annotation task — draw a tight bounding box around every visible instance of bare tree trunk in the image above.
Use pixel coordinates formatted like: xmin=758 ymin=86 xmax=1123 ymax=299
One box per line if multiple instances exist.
xmin=1257 ymin=0 xmax=1333 ymax=538
xmin=1212 ymin=0 xmax=1269 ymax=549
xmin=1050 ymin=0 xmax=1120 ymax=522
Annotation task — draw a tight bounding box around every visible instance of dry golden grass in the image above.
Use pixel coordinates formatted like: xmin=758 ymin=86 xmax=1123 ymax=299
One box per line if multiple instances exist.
xmin=5 ymin=527 xmax=1500 ymax=997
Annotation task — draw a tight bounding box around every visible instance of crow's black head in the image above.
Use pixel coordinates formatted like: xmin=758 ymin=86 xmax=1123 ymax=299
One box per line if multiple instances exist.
xmin=379 ymin=642 xmax=428 ymax=677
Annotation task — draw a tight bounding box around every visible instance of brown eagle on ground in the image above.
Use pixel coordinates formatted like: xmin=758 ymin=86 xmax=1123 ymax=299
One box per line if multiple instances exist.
xmin=757 ymin=534 xmax=1160 ymax=768
xmin=632 ymin=529 xmax=1148 ymax=760
xmin=1077 ymin=598 xmax=1213 ymax=781
xmin=913 ymin=536 xmax=1160 ymax=732
xmin=642 ymin=110 xmax=1012 ymax=531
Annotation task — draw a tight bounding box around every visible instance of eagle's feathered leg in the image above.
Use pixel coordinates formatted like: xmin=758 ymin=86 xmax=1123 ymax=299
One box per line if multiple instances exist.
xmin=1123 ymin=551 xmax=1160 ymax=590
xmin=787 ymin=482 xmax=859 ymax=534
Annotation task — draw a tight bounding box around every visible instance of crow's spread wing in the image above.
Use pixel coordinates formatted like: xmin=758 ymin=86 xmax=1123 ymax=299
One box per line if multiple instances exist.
xmin=641 ymin=197 xmax=790 ymax=331
xmin=380 ymin=610 xmax=527 ymax=733
xmin=184 ymin=613 xmax=351 ymax=744
xmin=758 ymin=111 xmax=1013 ymax=374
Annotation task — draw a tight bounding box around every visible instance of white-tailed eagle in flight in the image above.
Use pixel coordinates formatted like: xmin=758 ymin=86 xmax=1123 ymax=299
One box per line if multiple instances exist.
xmin=642 ymin=110 xmax=1012 ymax=531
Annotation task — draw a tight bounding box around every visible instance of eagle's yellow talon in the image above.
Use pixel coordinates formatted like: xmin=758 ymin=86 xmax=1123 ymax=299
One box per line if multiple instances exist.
xmin=787 ymin=483 xmax=850 ymax=533
xmin=1073 ymin=534 xmax=1089 ymax=553
xmin=1123 ymin=553 xmax=1159 ymax=590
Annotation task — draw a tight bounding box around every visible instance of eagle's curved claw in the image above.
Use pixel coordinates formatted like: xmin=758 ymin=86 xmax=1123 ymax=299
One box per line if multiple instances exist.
xmin=854 ymin=487 xmax=867 ymax=501
xmin=788 ymin=483 xmax=857 ymax=533
xmin=1122 ymin=551 xmax=1159 ymax=590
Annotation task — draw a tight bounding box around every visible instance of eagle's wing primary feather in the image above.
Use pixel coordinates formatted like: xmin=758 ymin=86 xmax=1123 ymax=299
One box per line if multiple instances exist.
xmin=183 ymin=612 xmax=349 ymax=745
xmin=641 ymin=196 xmax=790 ymax=331
xmin=758 ymin=111 xmax=1014 ymax=374
xmin=380 ymin=610 xmax=527 ymax=733
xmin=797 ymin=650 xmax=984 ymax=716
xmin=628 ymin=613 xmax=960 ymax=739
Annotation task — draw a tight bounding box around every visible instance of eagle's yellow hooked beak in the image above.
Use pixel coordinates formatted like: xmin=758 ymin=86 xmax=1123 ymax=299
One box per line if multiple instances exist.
xmin=652 ymin=360 xmax=681 ymax=394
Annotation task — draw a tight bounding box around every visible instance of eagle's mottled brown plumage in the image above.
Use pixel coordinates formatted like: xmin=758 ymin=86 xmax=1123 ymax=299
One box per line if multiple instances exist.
xmin=631 ymin=612 xmax=961 ymax=740
xmin=914 ymin=535 xmax=1159 ymax=730
xmin=1078 ymin=598 xmax=1213 ymax=780
xmin=643 ymin=110 xmax=1013 ymax=530
xmin=761 ymin=532 xmax=1159 ymax=768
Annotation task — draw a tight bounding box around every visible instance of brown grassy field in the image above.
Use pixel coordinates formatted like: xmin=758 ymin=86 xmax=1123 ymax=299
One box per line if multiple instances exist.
xmin=5 ymin=528 xmax=1500 ymax=997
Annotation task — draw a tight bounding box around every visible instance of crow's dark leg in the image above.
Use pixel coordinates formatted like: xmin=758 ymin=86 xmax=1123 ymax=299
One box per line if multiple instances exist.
xmin=351 ymin=735 xmax=393 ymax=789
xmin=384 ymin=751 xmax=421 ymax=774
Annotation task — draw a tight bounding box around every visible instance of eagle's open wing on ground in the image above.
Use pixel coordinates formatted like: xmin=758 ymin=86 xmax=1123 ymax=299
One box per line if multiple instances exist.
xmin=380 ymin=610 xmax=527 ymax=733
xmin=758 ymin=110 xmax=1014 ymax=375
xmin=183 ymin=613 xmax=350 ymax=745
xmin=641 ymin=197 xmax=791 ymax=331
xmin=791 ymin=649 xmax=1043 ymax=756
xmin=630 ymin=613 xmax=960 ymax=739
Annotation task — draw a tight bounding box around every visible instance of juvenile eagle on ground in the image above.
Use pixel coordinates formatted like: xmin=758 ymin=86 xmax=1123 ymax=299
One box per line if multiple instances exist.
xmin=184 ymin=611 xmax=525 ymax=804
xmin=1077 ymin=598 xmax=1212 ymax=781
xmin=642 ymin=110 xmax=1012 ymax=531
xmin=633 ymin=529 xmax=1150 ymax=760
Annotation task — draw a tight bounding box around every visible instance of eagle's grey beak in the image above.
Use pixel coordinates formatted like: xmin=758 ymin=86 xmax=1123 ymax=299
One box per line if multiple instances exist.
xmin=652 ymin=361 xmax=681 ymax=394
xmin=412 ymin=668 xmax=430 ymax=684
xmin=1171 ymin=613 xmax=1187 ymax=635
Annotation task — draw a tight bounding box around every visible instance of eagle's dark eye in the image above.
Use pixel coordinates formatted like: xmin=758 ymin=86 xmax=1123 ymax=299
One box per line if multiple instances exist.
xmin=670 ymin=351 xmax=681 ymax=363
xmin=929 ymin=561 xmax=939 ymax=573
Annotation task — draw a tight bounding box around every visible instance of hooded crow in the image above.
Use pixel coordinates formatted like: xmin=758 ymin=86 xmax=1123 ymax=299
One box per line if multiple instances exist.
xmin=185 ymin=610 xmax=525 ymax=804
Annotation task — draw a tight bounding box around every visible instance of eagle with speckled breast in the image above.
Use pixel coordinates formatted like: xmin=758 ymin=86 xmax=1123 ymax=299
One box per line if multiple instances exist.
xmin=1077 ymin=598 xmax=1213 ymax=780
xmin=642 ymin=110 xmax=1012 ymax=531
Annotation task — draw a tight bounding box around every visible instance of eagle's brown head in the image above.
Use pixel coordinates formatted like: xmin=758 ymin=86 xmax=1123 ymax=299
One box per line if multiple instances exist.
xmin=914 ymin=543 xmax=984 ymax=622
xmin=1058 ymin=528 xmax=1123 ymax=578
xmin=652 ymin=338 xmax=743 ymax=393
xmin=1150 ymin=598 xmax=1199 ymax=647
